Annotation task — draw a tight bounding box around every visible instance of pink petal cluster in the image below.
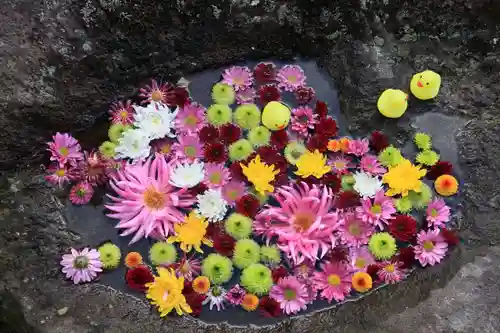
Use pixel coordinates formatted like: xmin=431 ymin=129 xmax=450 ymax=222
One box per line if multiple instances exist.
xmin=236 ymin=87 xmax=256 ymax=104
xmin=139 ymin=79 xmax=175 ymax=105
xmin=313 ymin=261 xmax=352 ymax=302
xmin=349 ymin=246 xmax=375 ymax=272
xmin=347 ymin=138 xmax=369 ymax=157
xmin=109 ymin=100 xmax=135 ymax=125
xmin=359 ymin=154 xmax=386 ymax=175
xmin=338 ymin=212 xmax=374 ymax=248
xmin=269 ymin=276 xmax=308 ymax=315
xmin=204 ymin=163 xmax=231 ymax=188
xmin=47 ymin=132 xmax=83 ymax=167
xmin=69 ymin=181 xmax=94 ymax=205
xmin=174 ymin=102 xmax=207 ymax=134
xmin=221 ymin=180 xmax=247 ymax=205
xmin=222 ymin=66 xmax=253 ymax=91
xmin=172 ymin=135 xmax=203 ymax=162
xmin=414 ymin=229 xmax=448 ymax=266
xmin=356 ymin=190 xmax=396 ymax=229
xmin=329 ymin=155 xmax=354 ymax=175
xmin=426 ymin=198 xmax=450 ymax=228
xmin=377 ymin=261 xmax=406 ymax=284
xmin=225 ymin=284 xmax=246 ymax=305
xmin=290 ymin=106 xmax=318 ymax=138
xmin=45 ymin=163 xmax=78 ymax=187
xmin=277 ymin=65 xmax=306 ymax=92
xmin=60 ymin=248 xmax=102 ymax=284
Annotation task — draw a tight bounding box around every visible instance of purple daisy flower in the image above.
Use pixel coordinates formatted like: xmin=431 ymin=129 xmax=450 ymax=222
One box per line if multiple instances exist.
xmin=426 ymin=198 xmax=450 ymax=228
xmin=290 ymin=106 xmax=318 ymax=138
xmin=277 ymin=65 xmax=306 ymax=92
xmin=174 ymin=102 xmax=207 ymax=134
xmin=60 ymin=248 xmax=103 ymax=284
xmin=269 ymin=276 xmax=308 ymax=315
xmin=221 ymin=181 xmax=247 ymax=205
xmin=338 ymin=212 xmax=374 ymax=248
xmin=204 ymin=163 xmax=231 ymax=189
xmin=172 ymin=135 xmax=203 ymax=162
xmin=222 ymin=66 xmax=253 ymax=92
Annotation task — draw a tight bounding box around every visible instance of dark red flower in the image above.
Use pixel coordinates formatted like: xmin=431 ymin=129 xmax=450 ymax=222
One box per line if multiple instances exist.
xmin=270 ymin=130 xmax=289 ymax=149
xmin=300 ymin=176 xmax=320 ymax=187
xmin=440 ymin=228 xmax=459 ymax=246
xmin=229 ymin=162 xmax=245 ymax=181
xmin=321 ymin=173 xmax=341 ymax=193
xmin=259 ymin=296 xmax=281 ymax=317
xmin=426 ymin=161 xmax=453 ymax=181
xmin=189 ymin=182 xmax=208 ymax=196
xmin=235 ymin=194 xmax=260 ymax=218
xmin=315 ymin=117 xmax=338 ymax=137
xmin=125 ymin=265 xmax=154 ymax=292
xmin=366 ymin=264 xmax=380 ymax=280
xmin=219 ymin=124 xmax=241 ymax=145
xmin=306 ymin=134 xmax=329 ymax=153
xmin=314 ymin=100 xmax=328 ymax=119
xmin=79 ymin=150 xmax=108 ymax=186
xmin=271 ymin=266 xmax=288 ymax=283
xmin=199 ymin=125 xmax=219 ymax=144
xmin=259 ymin=85 xmax=281 ymax=104
xmin=395 ymin=246 xmax=415 ymax=269
xmin=273 ymin=172 xmax=289 ymax=187
xmin=184 ymin=291 xmax=206 ymax=317
xmin=256 ymin=146 xmax=280 ymax=163
xmin=294 ymin=86 xmax=316 ymax=105
xmin=174 ymin=86 xmax=190 ymax=108
xmin=325 ymin=246 xmax=349 ymax=263
xmin=335 ymin=190 xmax=360 ymax=209
xmin=388 ymin=215 xmax=417 ymax=242
xmin=254 ymin=62 xmax=276 ymax=83
xmin=206 ymin=222 xmax=223 ymax=240
xmin=369 ymin=131 xmax=389 ymax=153
xmin=213 ymin=233 xmax=236 ymax=256
xmin=203 ymin=142 xmax=227 ymax=163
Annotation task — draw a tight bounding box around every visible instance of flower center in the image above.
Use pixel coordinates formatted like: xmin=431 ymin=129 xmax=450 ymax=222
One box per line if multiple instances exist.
xmin=423 ymin=240 xmax=435 ymax=251
xmin=143 ymin=186 xmax=166 ymax=210
xmin=161 ymin=143 xmax=171 ymax=154
xmin=59 ymin=147 xmax=69 ymax=156
xmin=430 ymin=208 xmax=438 ymax=217
xmin=291 ymin=150 xmax=302 ymax=159
xmin=370 ymin=204 xmax=382 ymax=214
xmin=327 ymin=274 xmax=341 ymax=286
xmin=355 ymin=258 xmax=366 ymax=269
xmin=120 ymin=110 xmax=129 ymax=120
xmin=162 ymin=291 xmax=169 ymax=301
xmin=384 ymin=264 xmax=395 ymax=273
xmin=179 ymin=261 xmax=190 ymax=274
xmin=55 ymin=168 xmax=66 ymax=177
xmin=73 ymin=255 xmax=89 ymax=269
xmin=227 ymin=190 xmax=238 ymax=200
xmin=151 ymin=90 xmax=163 ymax=102
xmin=77 ymin=188 xmax=87 ymax=197
xmin=356 ymin=277 xmax=366 ymax=287
xmin=334 ymin=161 xmax=346 ymax=169
xmin=209 ymin=172 xmax=222 ymax=185
xmin=284 ymin=288 xmax=296 ymax=301
xmin=184 ymin=146 xmax=196 ymax=157
xmin=348 ymin=221 xmax=362 ymax=236
xmin=293 ymin=212 xmax=315 ymax=232
xmin=287 ymin=75 xmax=297 ymax=83
xmin=299 ymin=115 xmax=310 ymax=123
xmin=233 ymin=77 xmax=245 ymax=86
xmin=150 ymin=114 xmax=162 ymax=125
xmin=185 ymin=115 xmax=197 ymax=126
xmin=212 ymin=286 xmax=222 ymax=297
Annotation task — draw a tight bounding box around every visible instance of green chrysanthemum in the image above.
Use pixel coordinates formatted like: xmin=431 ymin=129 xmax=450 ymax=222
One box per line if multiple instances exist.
xmin=248 ymin=126 xmax=271 ymax=148
xmin=98 ymin=243 xmax=121 ymax=270
xmin=108 ymin=124 xmax=131 ymax=143
xmin=408 ymin=182 xmax=433 ymax=209
xmin=229 ymin=139 xmax=254 ymax=162
xmin=394 ymin=196 xmax=413 ymax=213
xmin=99 ymin=141 xmax=117 ymax=159
xmin=225 ymin=213 xmax=253 ymax=240
xmin=240 ymin=263 xmax=273 ymax=296
xmin=149 ymin=242 xmax=177 ymax=266
xmin=232 ymin=239 xmax=260 ymax=269
xmin=207 ymin=104 xmax=232 ymax=126
xmin=234 ymin=104 xmax=261 ymax=130
xmin=211 ymin=83 xmax=235 ymax=105
xmin=260 ymin=245 xmax=281 ymax=266
xmin=378 ymin=146 xmax=403 ymax=167
xmin=414 ymin=132 xmax=432 ymax=150
xmin=284 ymin=141 xmax=307 ymax=165
xmin=202 ymin=253 xmax=234 ymax=285
xmin=416 ymin=150 xmax=440 ymax=166
xmin=368 ymin=232 xmax=397 ymax=260
xmin=341 ymin=174 xmax=355 ymax=191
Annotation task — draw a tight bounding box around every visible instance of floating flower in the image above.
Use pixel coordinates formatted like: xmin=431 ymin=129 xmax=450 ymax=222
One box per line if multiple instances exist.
xmin=414 ymin=229 xmax=448 ymax=266
xmin=222 ymin=181 xmax=246 ymax=205
xmin=248 ymin=126 xmax=272 ymax=148
xmin=115 ymin=128 xmax=151 ymax=161
xmin=271 ymin=266 xmax=288 ymax=283
xmin=360 ymin=154 xmax=386 ymax=175
xmin=199 ymin=124 xmax=219 ymax=144
xmin=394 ymin=196 xmax=413 ymax=214
xmin=203 ymin=285 xmax=228 ymax=311
xmin=207 ymin=104 xmax=232 ymax=126
xmin=368 ymin=232 xmax=397 ymax=260
xmin=260 ymin=245 xmax=281 ymax=266
xmin=166 ymin=255 xmax=201 ymax=281
xmin=109 ymin=100 xmax=135 ymax=125
xmin=349 ymin=247 xmax=375 ymax=272
xmin=259 ymin=85 xmax=281 ymax=104
xmin=440 ymin=228 xmax=460 ymax=246
xmin=377 ymin=262 xmax=405 ymax=284
xmin=124 ymin=252 xmax=143 ymax=268
xmin=347 ymin=138 xmax=370 ymax=157
xmin=290 ymin=106 xmax=318 ymax=137
xmin=339 ymin=212 xmax=374 ymax=248
xmin=377 ymin=146 xmax=403 ymax=168
xmin=233 ymin=239 xmax=261 ymax=269
xmin=45 ymin=164 xmax=77 ymax=188
xmin=395 ymin=246 xmax=416 ymax=269
xmin=426 ymin=161 xmax=453 ymax=180
xmin=269 ymin=276 xmax=308 ymax=315
xmin=204 ymin=163 xmax=231 ymax=189
xmin=213 ymin=233 xmax=236 ymax=257
xmin=169 ymin=160 xmax=205 ymax=188
xmin=335 ymin=190 xmax=361 ymax=209
xmin=254 ymin=62 xmax=276 ymax=83
xmin=240 ymin=263 xmax=273 ymax=295
xmin=270 ymin=129 xmax=289 ymax=149
xmin=416 ymin=150 xmax=440 ymax=166
xmin=284 ymin=141 xmax=307 ymax=165
xmin=125 ymin=265 xmax=154 ymax=292
xmin=174 ymin=102 xmax=206 ymax=134
xmin=235 ymin=194 xmax=260 ymax=218
xmin=172 ymin=135 xmax=203 ymax=162
xmin=204 ymin=142 xmax=228 ymax=164
xmin=184 ymin=291 xmax=206 ymax=317
xmin=315 ymin=117 xmax=338 ymax=137
xmin=329 ymin=155 xmax=354 ymax=175
xmin=211 ymin=82 xmax=235 ymax=105
xmin=168 ymin=211 xmax=212 ymax=253
xmin=259 ymin=296 xmax=281 ymax=317
xmin=146 ymin=267 xmax=192 ymax=316
xmin=149 ymin=242 xmax=177 ymax=266
xmin=78 ymin=150 xmax=108 ymax=186
xmin=225 ymin=213 xmax=253 ymax=240
xmin=426 ymin=198 xmax=450 ymax=228
xmin=241 ymin=293 xmax=259 ymax=311
xmin=356 ymin=190 xmax=396 ymax=229
xmin=98 ymin=243 xmax=121 ymax=269
xmin=47 ymin=132 xmax=83 ymax=167
xmin=241 ymin=155 xmax=279 ymax=195
xmin=229 ymin=139 xmax=254 ymax=162
xmin=277 ymin=65 xmax=306 ymax=92
xmin=351 ymin=272 xmax=372 ymax=293
xmin=369 ymin=130 xmax=389 ymax=153
xmin=321 ymin=172 xmax=342 ymax=193
xmin=150 ymin=138 xmax=174 ymax=158
xmin=133 ymin=103 xmax=177 ymax=140
xmin=226 ymin=284 xmax=246 ymax=305
xmin=192 ymin=276 xmax=210 ymax=294
xmin=99 ymin=141 xmax=117 ymax=159
xmin=222 ymin=66 xmax=253 ymax=91
xmin=294 ymin=150 xmax=331 ymax=179
xmin=236 ymin=87 xmax=256 ymax=104
xmin=306 ymin=134 xmax=329 ymax=153
xmin=434 ymin=174 xmax=458 ymax=196
xmin=60 ymin=248 xmax=102 ymax=284
xmin=139 ymin=79 xmax=175 ymax=106
xmin=294 ymin=86 xmax=316 ymax=104
xmin=314 ymin=100 xmax=328 ymax=118
xmin=383 ymin=159 xmax=426 ymax=197
xmin=353 ymin=172 xmax=383 ymax=199
xmin=414 ymin=132 xmax=432 ymax=150
xmin=388 ymin=215 xmax=417 ymax=242
xmin=196 ymin=189 xmax=228 ymax=223
xmin=313 ymin=261 xmax=352 ymax=302
xmin=292 ymin=260 xmax=315 ymax=281
xmin=219 ymin=123 xmax=242 ymax=145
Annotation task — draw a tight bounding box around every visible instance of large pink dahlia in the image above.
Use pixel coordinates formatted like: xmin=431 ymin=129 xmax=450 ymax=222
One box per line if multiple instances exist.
xmin=255 ymin=182 xmax=341 ymax=265
xmin=106 ymin=153 xmax=196 ymax=244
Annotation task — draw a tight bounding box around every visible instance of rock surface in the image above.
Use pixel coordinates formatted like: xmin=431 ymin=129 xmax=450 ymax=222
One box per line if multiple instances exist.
xmin=1 ymin=0 xmax=500 ymax=332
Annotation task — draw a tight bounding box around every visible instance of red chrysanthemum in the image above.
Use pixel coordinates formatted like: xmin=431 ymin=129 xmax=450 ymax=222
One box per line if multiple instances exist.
xmin=335 ymin=190 xmax=360 ymax=209
xmin=440 ymin=228 xmax=459 ymax=246
xmin=369 ymin=130 xmax=390 ymax=153
xmin=235 ymin=194 xmax=260 ymax=218
xmin=199 ymin=125 xmax=219 ymax=144
xmin=271 ymin=266 xmax=288 ymax=283
xmin=254 ymin=62 xmax=276 ymax=83
xmin=259 ymin=85 xmax=281 ymax=104
xmin=272 ymin=172 xmax=289 ymax=187
xmin=315 ymin=117 xmax=338 ymax=137
xmin=388 ymin=215 xmax=417 ymax=242
xmin=219 ymin=123 xmax=242 ymax=145
xmin=366 ymin=264 xmax=380 ymax=280
xmin=259 ymin=296 xmax=281 ymax=318
xmin=306 ymin=134 xmax=329 ymax=153
xmin=321 ymin=173 xmax=341 ymax=193
xmin=229 ymin=162 xmax=245 ymax=181
xmin=213 ymin=233 xmax=236 ymax=257
xmin=256 ymin=146 xmax=280 ymax=164
xmin=183 ymin=285 xmax=206 ymax=317
xmin=174 ymin=87 xmax=190 ymax=108
xmin=314 ymin=100 xmax=328 ymax=119
xmin=189 ymin=182 xmax=208 ymax=196
xmin=395 ymin=246 xmax=415 ymax=269
xmin=125 ymin=265 xmax=154 ymax=292
xmin=294 ymin=86 xmax=316 ymax=105
xmin=203 ymin=142 xmax=228 ymax=163
xmin=206 ymin=222 xmax=223 ymax=240
xmin=270 ymin=130 xmax=289 ymax=150
xmin=325 ymin=246 xmax=349 ymax=263
xmin=426 ymin=161 xmax=454 ymax=181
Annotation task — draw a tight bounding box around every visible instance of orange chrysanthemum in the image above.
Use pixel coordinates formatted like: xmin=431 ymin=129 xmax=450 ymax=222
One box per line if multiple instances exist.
xmin=125 ymin=252 xmax=143 ymax=269
xmin=241 ymin=293 xmax=259 ymax=311
xmin=352 ymin=272 xmax=373 ymax=293
xmin=192 ymin=276 xmax=210 ymax=294
xmin=327 ymin=137 xmax=350 ymax=153
xmin=434 ymin=174 xmax=458 ymax=197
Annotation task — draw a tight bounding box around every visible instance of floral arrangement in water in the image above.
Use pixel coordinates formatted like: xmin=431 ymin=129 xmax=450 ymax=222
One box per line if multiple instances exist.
xmin=50 ymin=62 xmax=460 ymax=319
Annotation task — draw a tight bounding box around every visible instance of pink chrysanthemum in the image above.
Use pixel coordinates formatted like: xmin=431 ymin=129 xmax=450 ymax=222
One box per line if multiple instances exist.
xmin=78 ymin=150 xmax=108 ymax=186
xmin=290 ymin=106 xmax=318 ymax=138
xmin=414 ymin=229 xmax=448 ymax=267
xmin=106 ymin=153 xmax=196 ymax=244
xmin=150 ymin=138 xmax=175 ymax=159
xmin=174 ymin=102 xmax=207 ymax=134
xmin=347 ymin=138 xmax=370 ymax=157
xmin=377 ymin=261 xmax=406 ymax=284
xmin=292 ymin=260 xmax=315 ymax=281
xmin=165 ymin=254 xmax=201 ymax=281
xmin=356 ymin=190 xmax=396 ymax=229
xmin=221 ymin=181 xmax=247 ymax=206
xmin=109 ymin=100 xmax=135 ymax=125
xmin=139 ymin=79 xmax=175 ymax=106
xmin=226 ymin=284 xmax=246 ymax=305
xmin=204 ymin=163 xmax=231 ymax=189
xmin=276 ymin=65 xmax=306 ymax=92
xmin=221 ymin=66 xmax=253 ymax=92
xmin=313 ymin=261 xmax=352 ymax=303
xmin=45 ymin=164 xmax=78 ymax=187
xmin=60 ymin=248 xmax=102 ymax=284
xmin=329 ymin=155 xmax=354 ymax=175
xmin=349 ymin=246 xmax=375 ymax=272
xmin=338 ymin=212 xmax=374 ymax=248
xmin=236 ymin=87 xmax=256 ymax=104
xmin=269 ymin=276 xmax=308 ymax=315
xmin=47 ymin=132 xmax=83 ymax=167
xmin=426 ymin=198 xmax=450 ymax=228
xmin=172 ymin=135 xmax=203 ymax=162
xmin=69 ymin=182 xmax=94 ymax=205
xmin=359 ymin=154 xmax=386 ymax=175
xmin=255 ymin=182 xmax=341 ymax=265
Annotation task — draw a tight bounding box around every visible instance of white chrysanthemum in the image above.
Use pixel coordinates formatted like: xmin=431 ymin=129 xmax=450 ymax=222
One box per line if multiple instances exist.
xmin=169 ymin=160 xmax=205 ymax=188
xmin=115 ymin=128 xmax=151 ymax=161
xmin=202 ymin=286 xmax=227 ymax=311
xmin=133 ymin=103 xmax=177 ymax=140
xmin=353 ymin=171 xmax=383 ymax=198
xmin=196 ymin=188 xmax=228 ymax=223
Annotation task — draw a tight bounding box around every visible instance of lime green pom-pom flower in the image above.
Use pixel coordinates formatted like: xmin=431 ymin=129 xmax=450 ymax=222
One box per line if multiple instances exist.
xmin=260 ymin=245 xmax=281 ymax=266
xmin=341 ymin=174 xmax=355 ymax=190
xmin=99 ymin=141 xmax=117 ymax=159
xmin=207 ymin=104 xmax=232 ymax=126
xmin=414 ymin=132 xmax=432 ymax=150
xmin=202 ymin=253 xmax=234 ymax=285
xmin=211 ymin=83 xmax=235 ymax=105
xmin=149 ymin=242 xmax=177 ymax=266
xmin=233 ymin=239 xmax=261 ymax=269
xmin=108 ymin=124 xmax=131 ymax=143
xmin=284 ymin=141 xmax=307 ymax=165
xmin=98 ymin=243 xmax=121 ymax=270
xmin=225 ymin=213 xmax=253 ymax=240
xmin=240 ymin=263 xmax=273 ymax=295
xmin=394 ymin=197 xmax=413 ymax=213
xmin=229 ymin=139 xmax=254 ymax=162
xmin=234 ymin=104 xmax=261 ymax=130
xmin=368 ymin=232 xmax=397 ymax=260
xmin=378 ymin=146 xmax=403 ymax=167
xmin=408 ymin=183 xmax=433 ymax=209
xmin=416 ymin=150 xmax=440 ymax=166
xmin=248 ymin=126 xmax=271 ymax=148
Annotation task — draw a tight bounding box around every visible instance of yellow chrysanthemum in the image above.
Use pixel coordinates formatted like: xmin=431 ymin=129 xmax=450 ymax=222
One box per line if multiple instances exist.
xmin=294 ymin=149 xmax=331 ymax=179
xmin=382 ymin=159 xmax=426 ymax=197
xmin=168 ymin=211 xmax=213 ymax=253
xmin=146 ymin=267 xmax=192 ymax=317
xmin=240 ymin=155 xmax=279 ymax=196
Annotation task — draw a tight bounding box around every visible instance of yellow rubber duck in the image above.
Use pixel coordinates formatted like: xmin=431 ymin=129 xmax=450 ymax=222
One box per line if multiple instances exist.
xmin=410 ymin=70 xmax=441 ymax=100
xmin=377 ymin=89 xmax=408 ymax=118
xmin=261 ymin=101 xmax=291 ymax=131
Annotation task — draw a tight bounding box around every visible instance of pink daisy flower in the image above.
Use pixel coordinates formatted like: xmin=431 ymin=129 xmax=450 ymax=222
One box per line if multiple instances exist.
xmin=45 ymin=164 xmax=78 ymax=187
xmin=60 ymin=248 xmax=102 ymax=284
xmin=150 ymin=138 xmax=175 ymax=159
xmin=47 ymin=132 xmax=83 ymax=167
xmin=253 ymin=214 xmax=274 ymax=245
xmin=349 ymin=246 xmax=375 ymax=272
xmin=356 ymin=190 xmax=396 ymax=229
xmin=69 ymin=182 xmax=94 ymax=205
xmin=329 ymin=155 xmax=354 ymax=175
xmin=221 ymin=181 xmax=247 ymax=205
xmin=269 ymin=276 xmax=308 ymax=315
xmin=359 ymin=154 xmax=386 ymax=175
xmin=377 ymin=261 xmax=406 ymax=284
xmin=290 ymin=106 xmax=318 ymax=138
xmin=225 ymin=284 xmax=246 ymax=305
xmin=174 ymin=102 xmax=207 ymax=134
xmin=414 ymin=229 xmax=448 ymax=267
xmin=109 ymin=100 xmax=135 ymax=125
xmin=172 ymin=135 xmax=203 ymax=162
xmin=204 ymin=163 xmax=231 ymax=189
xmin=347 ymin=138 xmax=370 ymax=157
xmin=426 ymin=198 xmax=450 ymax=228
xmin=276 ymin=65 xmax=306 ymax=92
xmin=106 ymin=153 xmax=196 ymax=244
xmin=292 ymin=260 xmax=315 ymax=281
xmin=164 ymin=254 xmax=201 ymax=281
xmin=221 ymin=66 xmax=253 ymax=92
xmin=139 ymin=79 xmax=175 ymax=105
xmin=338 ymin=212 xmax=374 ymax=248
xmin=78 ymin=150 xmax=108 ymax=186
xmin=236 ymin=87 xmax=256 ymax=104
xmin=313 ymin=261 xmax=352 ymax=303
